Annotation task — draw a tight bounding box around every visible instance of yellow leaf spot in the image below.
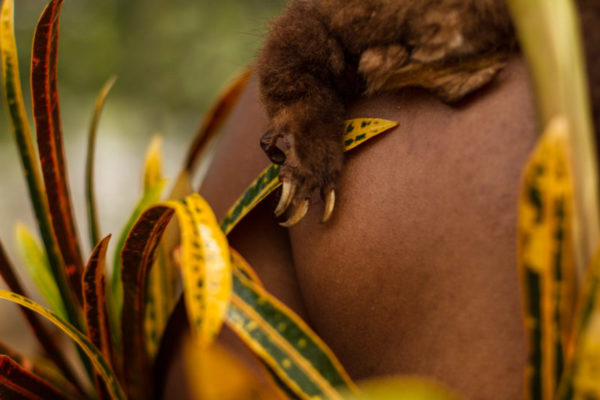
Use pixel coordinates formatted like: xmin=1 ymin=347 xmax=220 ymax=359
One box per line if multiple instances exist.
xmin=246 ymin=321 xmax=257 ymax=331
xmin=297 ymin=338 xmax=307 ymax=349
xmin=278 ymin=322 xmax=287 ymax=332
xmin=282 ymin=358 xmax=292 ymax=369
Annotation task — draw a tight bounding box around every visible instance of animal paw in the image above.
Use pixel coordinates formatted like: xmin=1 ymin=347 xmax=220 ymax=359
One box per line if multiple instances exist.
xmin=261 ymin=128 xmax=344 ymax=227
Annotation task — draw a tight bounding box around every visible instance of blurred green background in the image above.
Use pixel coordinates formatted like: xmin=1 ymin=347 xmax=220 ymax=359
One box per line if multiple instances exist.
xmin=0 ymin=0 xmax=285 ymax=353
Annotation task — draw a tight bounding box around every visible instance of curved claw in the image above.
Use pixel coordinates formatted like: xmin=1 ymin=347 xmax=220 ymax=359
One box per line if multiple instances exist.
xmin=280 ymin=199 xmax=309 ymax=228
xmin=321 ymin=189 xmax=335 ymax=223
xmin=275 ymin=181 xmax=296 ymax=217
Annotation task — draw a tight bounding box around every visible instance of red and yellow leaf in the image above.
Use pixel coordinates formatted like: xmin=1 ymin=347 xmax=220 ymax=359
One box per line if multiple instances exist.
xmin=1 ymin=0 xmax=79 ymax=329
xmin=109 ymin=178 xmax=166 ymax=350
xmin=141 ymin=136 xmax=175 ymax=357
xmin=120 ymin=206 xmax=174 ymax=400
xmin=183 ymin=67 xmax=252 ymax=173
xmin=83 ymin=235 xmax=116 ymax=399
xmin=0 ymin=343 xmax=83 ymax=400
xmin=31 ymin=0 xmax=84 ymax=301
xmin=0 ymin=356 xmax=71 ymax=400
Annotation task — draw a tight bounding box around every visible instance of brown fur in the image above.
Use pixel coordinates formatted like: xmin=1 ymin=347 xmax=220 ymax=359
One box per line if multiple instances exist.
xmin=258 ymin=1 xmax=600 ymax=217
xmin=257 ymin=0 xmax=516 ymax=215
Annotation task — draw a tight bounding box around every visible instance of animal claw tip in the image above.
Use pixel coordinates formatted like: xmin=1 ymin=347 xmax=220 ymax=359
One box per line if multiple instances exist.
xmin=280 ymin=199 xmax=309 ymax=228
xmin=321 ymin=189 xmax=335 ymax=223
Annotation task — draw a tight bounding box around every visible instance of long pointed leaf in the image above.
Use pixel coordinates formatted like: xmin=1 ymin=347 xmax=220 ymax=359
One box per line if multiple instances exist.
xmin=0 ymin=0 xmax=79 ymax=329
xmin=0 ymin=356 xmax=71 ymax=400
xmin=220 ymin=118 xmax=398 ymax=235
xmin=143 ymin=135 xmax=164 ymax=192
xmin=507 ymin=0 xmax=599 ymax=279
xmin=183 ymin=67 xmax=252 ymax=174
xmin=0 ymin=343 xmax=84 ymax=400
xmin=557 ymin=249 xmax=600 ymax=398
xmin=15 ymin=222 xmax=66 ymax=319
xmin=121 ymin=206 xmax=174 ymax=400
xmin=0 ymin=291 xmax=126 ymax=400
xmin=83 ymin=235 xmax=116 ymax=400
xmin=227 ymin=269 xmax=357 ymax=400
xmin=109 ymin=178 xmax=166 ymax=349
xmin=141 ymin=135 xmax=176 ymax=357
xmin=518 ymin=117 xmax=578 ymax=400
xmin=31 ymin=0 xmax=84 ymax=301
xmin=0 ymin=241 xmax=84 ymax=394
xmin=163 ymin=194 xmax=232 ymax=344
xmin=86 ymin=76 xmax=117 ymax=249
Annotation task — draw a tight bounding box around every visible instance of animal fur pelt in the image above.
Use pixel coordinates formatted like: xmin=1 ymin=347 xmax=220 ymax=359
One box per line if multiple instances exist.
xmin=256 ymin=0 xmax=600 ymax=226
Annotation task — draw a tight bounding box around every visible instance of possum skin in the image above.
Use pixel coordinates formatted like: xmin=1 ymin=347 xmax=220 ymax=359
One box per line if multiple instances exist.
xmin=257 ymin=0 xmax=516 ymax=226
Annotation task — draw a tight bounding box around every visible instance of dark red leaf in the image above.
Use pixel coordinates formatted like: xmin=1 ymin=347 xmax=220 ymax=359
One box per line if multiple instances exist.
xmin=0 ymin=241 xmax=85 ymax=395
xmin=83 ymin=235 xmax=115 ymax=400
xmin=31 ymin=0 xmax=83 ymax=302
xmin=0 ymin=356 xmax=71 ymax=400
xmin=0 ymin=343 xmax=83 ymax=400
xmin=121 ymin=206 xmax=174 ymax=400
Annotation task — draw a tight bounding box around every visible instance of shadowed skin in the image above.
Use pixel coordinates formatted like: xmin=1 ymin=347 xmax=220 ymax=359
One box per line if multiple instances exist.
xmin=257 ymin=0 xmax=515 ymax=224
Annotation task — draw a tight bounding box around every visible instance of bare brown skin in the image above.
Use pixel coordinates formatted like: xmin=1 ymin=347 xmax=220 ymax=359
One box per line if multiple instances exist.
xmin=258 ymin=0 xmax=515 ymax=224
xmin=191 ymin=56 xmax=536 ymax=400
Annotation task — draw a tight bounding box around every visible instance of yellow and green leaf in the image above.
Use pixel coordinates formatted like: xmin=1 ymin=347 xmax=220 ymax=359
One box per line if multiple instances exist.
xmin=557 ymin=247 xmax=600 ymax=398
xmin=0 ymin=240 xmax=84 ymax=392
xmin=230 ymin=247 xmax=263 ymax=286
xmin=0 ymin=291 xmax=126 ymax=400
xmin=86 ymin=76 xmax=117 ymax=248
xmin=143 ymin=135 xmax=164 ymax=191
xmin=227 ymin=268 xmax=357 ymax=400
xmin=518 ymin=117 xmax=578 ymax=400
xmin=163 ymin=194 xmax=232 ymax=345
xmin=507 ymin=0 xmax=599 ymax=280
xmin=221 ymin=118 xmax=398 ymax=235
xmin=15 ymin=222 xmax=66 ymax=320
